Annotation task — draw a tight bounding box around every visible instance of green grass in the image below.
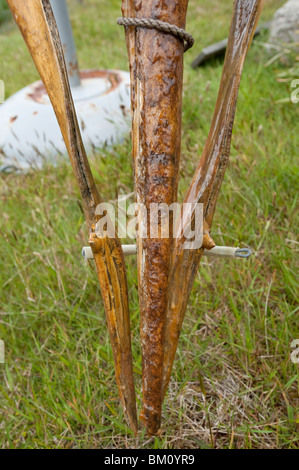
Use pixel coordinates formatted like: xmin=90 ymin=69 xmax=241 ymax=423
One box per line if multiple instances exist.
xmin=0 ymin=0 xmax=298 ymax=449
xmin=0 ymin=0 xmax=10 ymax=26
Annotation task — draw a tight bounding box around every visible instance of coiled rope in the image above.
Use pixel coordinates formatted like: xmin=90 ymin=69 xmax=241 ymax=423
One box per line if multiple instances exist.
xmin=117 ymin=17 xmax=194 ymax=52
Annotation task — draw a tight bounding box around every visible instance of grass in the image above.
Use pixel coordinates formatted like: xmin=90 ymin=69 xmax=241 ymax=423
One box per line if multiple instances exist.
xmin=0 ymin=0 xmax=298 ymax=449
xmin=0 ymin=0 xmax=10 ymax=26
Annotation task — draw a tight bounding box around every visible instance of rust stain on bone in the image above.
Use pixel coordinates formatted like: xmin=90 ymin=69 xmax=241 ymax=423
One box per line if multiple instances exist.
xmin=122 ymin=0 xmax=189 ymax=435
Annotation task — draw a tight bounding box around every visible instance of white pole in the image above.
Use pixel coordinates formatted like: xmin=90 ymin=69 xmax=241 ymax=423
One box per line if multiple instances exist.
xmin=82 ymin=245 xmax=251 ymax=261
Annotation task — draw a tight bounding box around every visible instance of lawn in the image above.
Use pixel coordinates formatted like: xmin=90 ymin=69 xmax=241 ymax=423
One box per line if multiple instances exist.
xmin=0 ymin=0 xmax=298 ymax=449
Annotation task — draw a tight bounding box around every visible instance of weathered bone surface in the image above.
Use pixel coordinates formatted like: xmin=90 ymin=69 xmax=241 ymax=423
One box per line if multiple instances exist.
xmin=7 ymin=0 xmax=138 ymax=433
xmin=122 ymin=0 xmax=189 ymax=435
xmin=162 ymin=0 xmax=265 ymax=398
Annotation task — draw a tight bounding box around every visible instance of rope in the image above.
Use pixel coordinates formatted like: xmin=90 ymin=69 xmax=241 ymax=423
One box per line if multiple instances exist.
xmin=117 ymin=17 xmax=194 ymax=52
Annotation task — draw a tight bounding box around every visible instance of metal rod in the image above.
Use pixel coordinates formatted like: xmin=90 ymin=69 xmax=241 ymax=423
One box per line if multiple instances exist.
xmin=82 ymin=245 xmax=252 ymax=260
xmin=50 ymin=0 xmax=81 ymax=88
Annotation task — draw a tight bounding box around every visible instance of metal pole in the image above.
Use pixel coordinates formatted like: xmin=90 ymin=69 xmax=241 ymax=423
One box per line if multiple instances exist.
xmin=50 ymin=0 xmax=81 ymax=88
